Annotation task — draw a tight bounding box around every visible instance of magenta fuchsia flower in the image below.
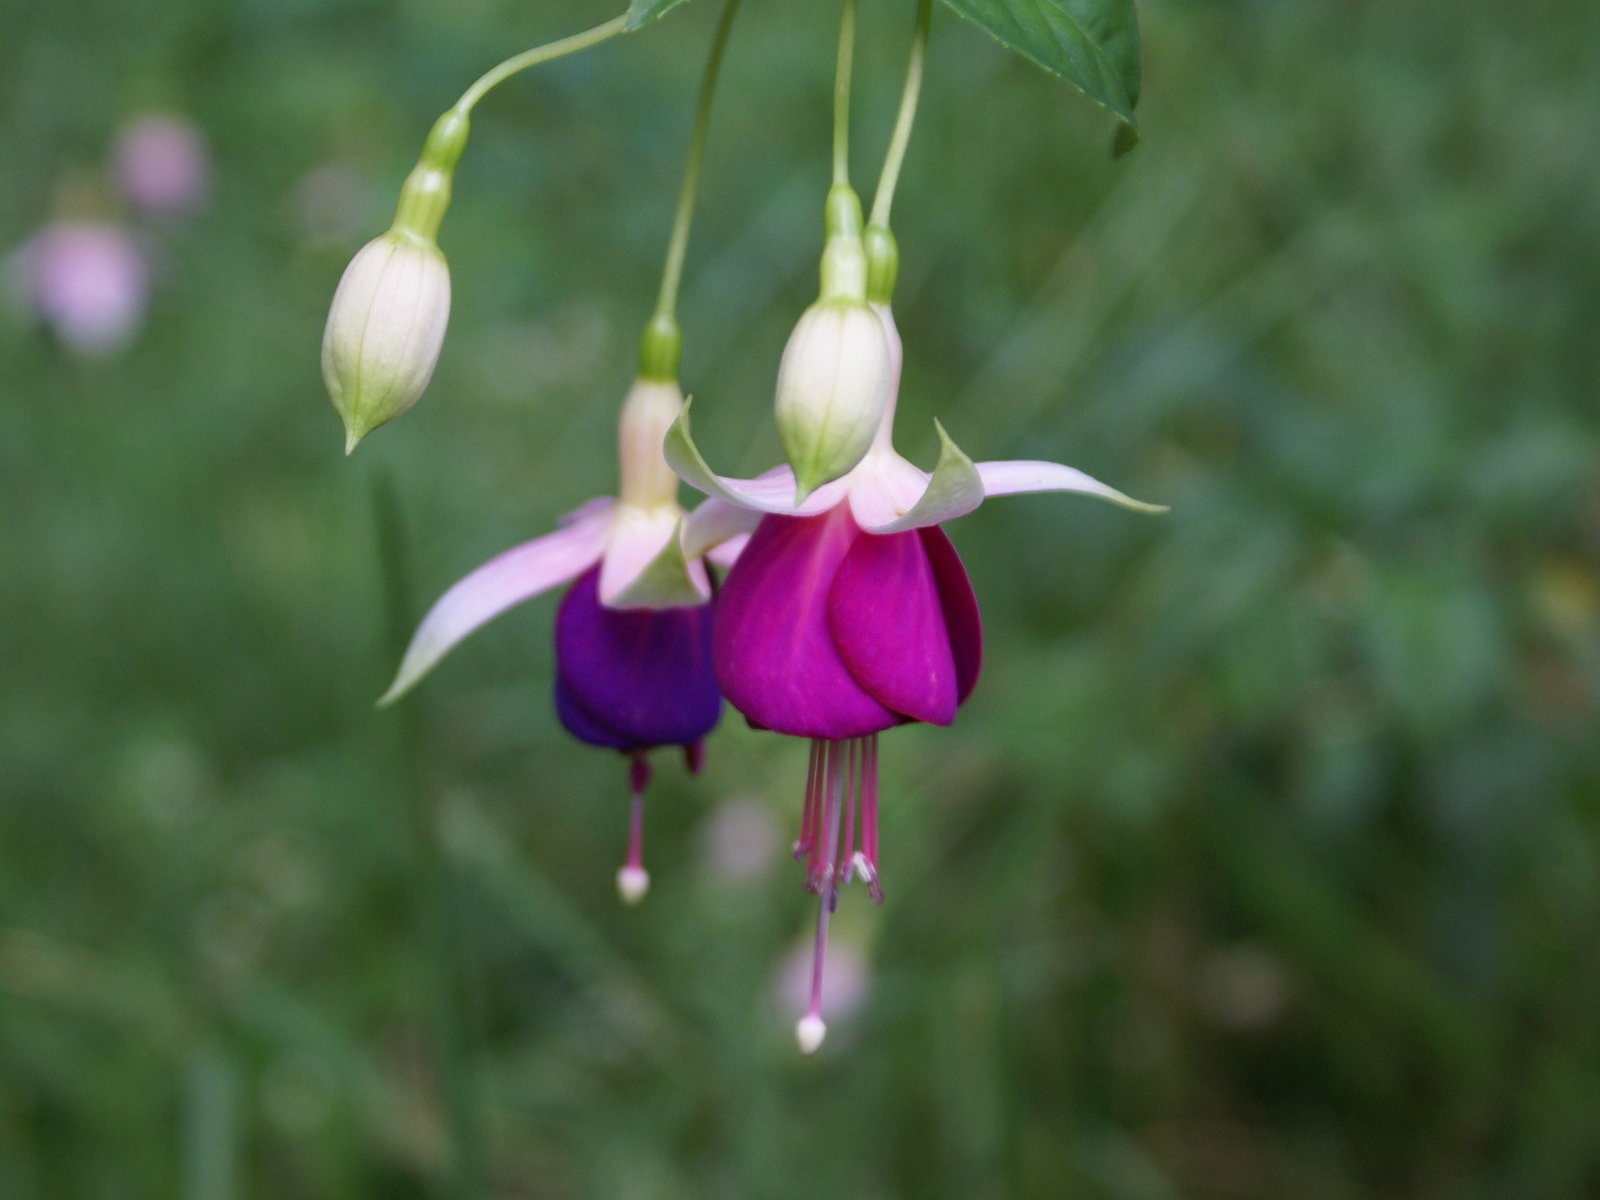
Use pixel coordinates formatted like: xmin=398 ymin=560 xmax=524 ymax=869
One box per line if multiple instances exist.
xmin=382 ymin=377 xmax=735 ymax=903
xmin=668 ymin=305 xmax=1163 ymax=1050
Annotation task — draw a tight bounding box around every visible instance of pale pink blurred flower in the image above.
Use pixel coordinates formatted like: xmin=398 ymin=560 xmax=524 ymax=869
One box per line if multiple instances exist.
xmin=700 ymin=798 xmax=783 ymax=884
xmin=114 ymin=114 xmax=209 ymax=216
xmin=773 ymin=934 xmax=871 ymax=1051
xmin=15 ymin=222 xmax=148 ymax=355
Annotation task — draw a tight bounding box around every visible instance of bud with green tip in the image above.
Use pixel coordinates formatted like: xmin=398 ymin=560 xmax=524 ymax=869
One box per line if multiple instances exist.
xmin=322 ymin=108 xmax=468 ymax=454
xmin=774 ymin=184 xmax=892 ymax=501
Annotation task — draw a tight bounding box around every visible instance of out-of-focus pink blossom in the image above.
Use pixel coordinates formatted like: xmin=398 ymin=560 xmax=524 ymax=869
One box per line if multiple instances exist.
xmin=114 ymin=114 xmax=209 ymax=216
xmin=16 ymin=222 xmax=149 ymax=355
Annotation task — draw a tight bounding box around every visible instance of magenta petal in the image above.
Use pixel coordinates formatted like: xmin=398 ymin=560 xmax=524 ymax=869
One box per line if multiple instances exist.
xmin=828 ymin=530 xmax=957 ymax=726
xmin=920 ymin=526 xmax=983 ymax=706
xmin=713 ymin=507 xmax=899 ymax=739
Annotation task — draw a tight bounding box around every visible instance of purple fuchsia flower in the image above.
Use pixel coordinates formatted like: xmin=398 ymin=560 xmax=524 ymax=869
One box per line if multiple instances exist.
xmin=668 ymin=305 xmax=1164 ymax=1050
xmin=381 ymin=375 xmax=738 ymax=903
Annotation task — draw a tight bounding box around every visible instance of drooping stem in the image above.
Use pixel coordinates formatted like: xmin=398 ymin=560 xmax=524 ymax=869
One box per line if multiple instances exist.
xmin=373 ymin=472 xmax=485 ymax=1199
xmin=652 ymin=0 xmax=746 ymax=327
xmin=832 ymin=0 xmax=858 ymax=186
xmin=870 ymin=0 xmax=932 ymax=229
xmin=456 ymin=15 xmax=629 ymax=114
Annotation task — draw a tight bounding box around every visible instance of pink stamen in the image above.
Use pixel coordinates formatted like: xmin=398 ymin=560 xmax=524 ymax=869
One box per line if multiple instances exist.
xmin=862 ymin=734 xmax=882 ymax=903
xmin=616 ymin=752 xmax=651 ymax=905
xmin=800 ymin=739 xmax=847 ymax=1052
xmin=791 ymin=735 xmax=886 ymax=1047
xmin=794 ymin=740 xmax=821 ymax=863
xmin=839 ymin=739 xmax=858 ymax=889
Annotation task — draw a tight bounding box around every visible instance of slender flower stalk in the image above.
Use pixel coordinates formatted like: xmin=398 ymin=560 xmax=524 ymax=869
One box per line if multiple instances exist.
xmin=455 ymin=16 xmax=628 ymax=115
xmin=648 ymin=0 xmax=745 ymax=362
xmin=869 ymin=0 xmax=932 ymax=233
xmin=833 ymin=0 xmax=857 ymax=187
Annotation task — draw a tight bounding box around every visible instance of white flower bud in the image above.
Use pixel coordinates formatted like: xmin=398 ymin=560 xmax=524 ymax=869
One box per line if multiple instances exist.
xmin=774 ymin=297 xmax=892 ymax=500
xmin=321 ymin=231 xmax=451 ymax=453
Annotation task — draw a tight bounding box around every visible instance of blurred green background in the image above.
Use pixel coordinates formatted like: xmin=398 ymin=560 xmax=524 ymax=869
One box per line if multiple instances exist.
xmin=4 ymin=0 xmax=1599 ymax=1196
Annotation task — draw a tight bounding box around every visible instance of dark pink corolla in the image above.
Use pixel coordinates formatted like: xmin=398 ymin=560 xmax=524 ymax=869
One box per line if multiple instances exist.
xmin=714 ymin=504 xmax=981 ymax=740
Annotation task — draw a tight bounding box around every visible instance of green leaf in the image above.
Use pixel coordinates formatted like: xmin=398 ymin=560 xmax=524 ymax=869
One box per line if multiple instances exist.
xmin=938 ymin=0 xmax=1141 ymax=126
xmin=625 ymin=0 xmax=691 ymax=32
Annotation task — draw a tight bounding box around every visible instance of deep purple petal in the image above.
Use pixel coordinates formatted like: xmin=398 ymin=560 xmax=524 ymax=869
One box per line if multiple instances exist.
xmin=554 ymin=567 xmax=721 ymax=750
xmin=920 ymin=526 xmax=983 ymax=706
xmin=827 ymin=530 xmax=957 ymax=726
xmin=553 ymin=676 xmax=632 ymax=750
xmin=713 ymin=507 xmax=898 ymax=739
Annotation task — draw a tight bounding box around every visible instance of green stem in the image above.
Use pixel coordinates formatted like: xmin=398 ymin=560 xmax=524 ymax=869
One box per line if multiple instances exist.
xmin=832 ymin=0 xmax=857 ymax=186
xmin=870 ymin=0 xmax=932 ymax=229
xmin=456 ymin=14 xmax=629 ymax=114
xmin=650 ymin=0 xmax=746 ymax=332
xmin=373 ymin=473 xmax=485 ymax=1200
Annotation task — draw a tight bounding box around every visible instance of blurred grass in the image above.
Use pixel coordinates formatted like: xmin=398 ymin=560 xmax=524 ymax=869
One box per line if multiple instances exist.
xmin=3 ymin=0 xmax=1599 ymax=1196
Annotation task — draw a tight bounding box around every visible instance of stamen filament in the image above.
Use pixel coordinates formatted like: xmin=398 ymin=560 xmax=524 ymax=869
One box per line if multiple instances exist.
xmin=652 ymin=0 xmax=745 ymax=328
xmin=869 ymin=0 xmax=932 ymax=229
xmin=832 ymin=0 xmax=857 ymax=186
xmin=798 ymin=740 xmax=848 ymax=1053
xmin=616 ymin=753 xmax=651 ymax=904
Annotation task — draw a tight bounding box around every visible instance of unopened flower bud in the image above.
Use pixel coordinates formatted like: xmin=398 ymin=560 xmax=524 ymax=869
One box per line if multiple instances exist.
xmin=775 ymin=299 xmax=891 ymax=500
xmin=321 ymin=108 xmax=467 ymax=454
xmin=321 ymin=230 xmax=450 ymax=453
xmin=775 ymin=185 xmax=891 ymax=500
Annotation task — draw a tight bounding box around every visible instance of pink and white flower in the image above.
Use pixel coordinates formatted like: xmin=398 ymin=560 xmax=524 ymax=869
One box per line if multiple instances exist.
xmin=666 ymin=304 xmax=1164 ymax=1049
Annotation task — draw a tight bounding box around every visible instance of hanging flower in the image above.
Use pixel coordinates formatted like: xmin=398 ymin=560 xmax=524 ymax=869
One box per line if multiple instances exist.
xmin=668 ymin=304 xmax=1164 ymax=1048
xmin=382 ymin=376 xmax=737 ymax=903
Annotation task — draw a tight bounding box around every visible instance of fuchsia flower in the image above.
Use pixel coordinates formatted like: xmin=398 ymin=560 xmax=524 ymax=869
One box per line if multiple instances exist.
xmin=382 ymin=377 xmax=735 ymax=902
xmin=669 ymin=306 xmax=1163 ymax=1050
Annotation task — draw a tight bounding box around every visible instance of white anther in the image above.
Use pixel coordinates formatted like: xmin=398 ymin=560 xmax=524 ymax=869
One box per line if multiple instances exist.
xmin=796 ymin=1014 xmax=827 ymax=1055
xmin=616 ymin=865 xmax=650 ymax=905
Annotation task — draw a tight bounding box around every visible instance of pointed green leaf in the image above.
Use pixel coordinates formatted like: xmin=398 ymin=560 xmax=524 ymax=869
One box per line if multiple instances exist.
xmin=625 ymin=0 xmax=691 ymax=32
xmin=938 ymin=0 xmax=1141 ymax=126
